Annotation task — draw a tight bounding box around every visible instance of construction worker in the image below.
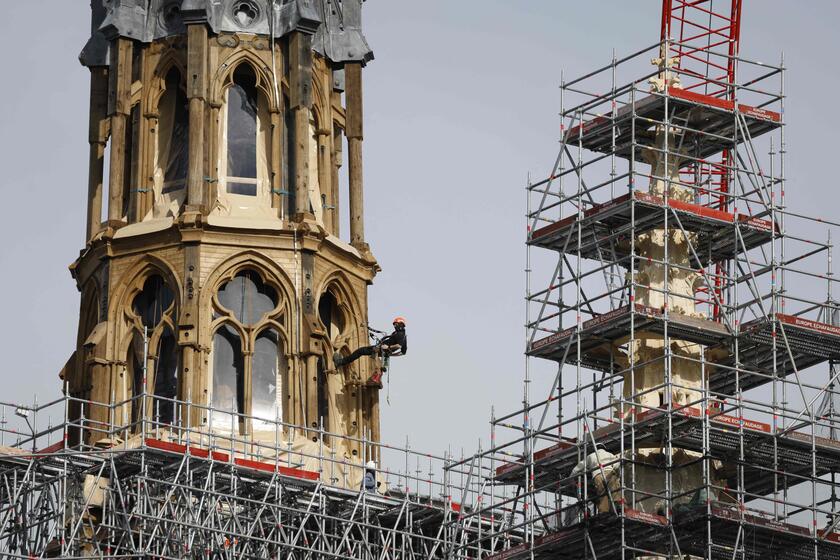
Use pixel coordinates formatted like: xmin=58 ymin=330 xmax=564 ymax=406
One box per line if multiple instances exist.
xmin=362 ymin=460 xmax=379 ymax=493
xmin=334 ymin=317 xmax=408 ymax=368
xmin=570 ymin=446 xmax=619 ymax=514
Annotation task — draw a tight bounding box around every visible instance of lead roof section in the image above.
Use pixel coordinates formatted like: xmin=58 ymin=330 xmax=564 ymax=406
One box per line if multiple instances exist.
xmin=80 ymin=0 xmax=373 ymax=68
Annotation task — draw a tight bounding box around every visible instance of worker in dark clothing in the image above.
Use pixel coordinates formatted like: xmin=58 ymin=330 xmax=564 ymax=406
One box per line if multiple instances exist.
xmin=334 ymin=317 xmax=407 ymax=367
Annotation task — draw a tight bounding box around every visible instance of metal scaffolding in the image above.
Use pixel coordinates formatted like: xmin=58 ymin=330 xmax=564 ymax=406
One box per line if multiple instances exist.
xmin=445 ymin=4 xmax=840 ymax=558
xmin=4 ymin=3 xmax=840 ymax=559
xmin=0 ymin=390 xmax=516 ymax=559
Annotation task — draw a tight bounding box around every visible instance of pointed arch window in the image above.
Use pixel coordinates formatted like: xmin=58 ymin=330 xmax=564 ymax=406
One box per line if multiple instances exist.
xmin=253 ymin=329 xmax=284 ymax=431
xmin=127 ymin=274 xmax=179 ymax=427
xmin=210 ymin=269 xmax=286 ymax=432
xmin=318 ymin=288 xmax=346 ymax=344
xmin=212 ymin=324 xmax=245 ymax=425
xmin=127 ymin=332 xmax=144 ymax=427
xmin=154 ymin=327 xmax=179 ymax=424
xmin=148 ymin=67 xmax=189 ymax=220
xmin=160 ymin=68 xmax=189 ymax=193
xmin=219 ymin=64 xmax=271 ymax=202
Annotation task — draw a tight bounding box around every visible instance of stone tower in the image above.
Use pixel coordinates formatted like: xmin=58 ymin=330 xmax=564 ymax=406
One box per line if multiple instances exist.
xmin=66 ymin=0 xmax=380 ymax=465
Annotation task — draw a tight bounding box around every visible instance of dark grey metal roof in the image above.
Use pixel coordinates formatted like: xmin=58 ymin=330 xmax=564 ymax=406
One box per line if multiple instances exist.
xmin=80 ymin=0 xmax=373 ymax=68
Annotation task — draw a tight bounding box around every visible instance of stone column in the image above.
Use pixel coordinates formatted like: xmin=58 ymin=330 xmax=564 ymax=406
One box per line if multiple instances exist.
xmin=107 ymin=38 xmax=132 ymax=222
xmin=289 ymin=31 xmax=314 ymax=219
xmin=270 ymin=110 xmax=283 ymax=217
xmin=187 ymin=24 xmax=208 ymax=210
xmin=317 ymin=127 xmax=332 ymax=232
xmin=345 ymin=63 xmax=365 ymax=247
xmin=86 ymin=67 xmax=109 ymax=240
xmin=331 ymin=122 xmax=342 ymax=235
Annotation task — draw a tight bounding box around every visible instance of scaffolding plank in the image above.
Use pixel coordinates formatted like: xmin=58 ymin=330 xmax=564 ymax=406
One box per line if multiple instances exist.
xmin=528 ymin=304 xmax=730 ymax=363
xmin=484 ymin=509 xmax=669 ymax=560
xmin=530 ymin=190 xmax=775 ymax=266
xmin=529 ymin=306 xmax=840 ymax=395
xmin=677 ymin=502 xmax=840 ymax=559
xmin=497 ymin=406 xmax=840 ymax=505
xmin=144 ymin=438 xmax=230 ymax=462
xmin=564 ymin=87 xmax=781 ymax=160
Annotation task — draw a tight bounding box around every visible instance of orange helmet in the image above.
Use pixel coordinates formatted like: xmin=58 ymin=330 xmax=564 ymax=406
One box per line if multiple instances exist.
xmin=392 ymin=316 xmax=407 ymax=326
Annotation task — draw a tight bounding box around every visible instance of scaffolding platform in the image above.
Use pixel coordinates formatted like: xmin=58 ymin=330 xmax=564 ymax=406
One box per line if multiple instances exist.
xmin=496 ymin=406 xmax=840 ymax=500
xmin=528 ymin=303 xmax=732 ymax=366
xmin=676 ymin=502 xmax=840 ymax=560
xmin=0 ymin=442 xmax=99 ymax=479
xmin=712 ymin=313 xmax=840 ymax=394
xmin=528 ymin=306 xmax=840 ymax=394
xmin=484 ymin=502 xmax=840 ymax=560
xmin=564 ymin=87 xmax=781 ymax=160
xmin=484 ymin=508 xmax=669 ymax=560
xmin=529 ymin=191 xmax=776 ymax=267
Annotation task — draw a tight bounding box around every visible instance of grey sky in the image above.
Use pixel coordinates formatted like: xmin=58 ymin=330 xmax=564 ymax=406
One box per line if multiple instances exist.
xmin=0 ymin=1 xmax=838 ymax=460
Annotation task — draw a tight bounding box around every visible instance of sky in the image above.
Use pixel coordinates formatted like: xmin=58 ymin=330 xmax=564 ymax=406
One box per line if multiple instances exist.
xmin=1 ymin=1 xmax=839 ymax=465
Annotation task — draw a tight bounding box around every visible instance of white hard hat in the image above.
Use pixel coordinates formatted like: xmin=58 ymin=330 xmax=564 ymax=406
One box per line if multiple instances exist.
xmin=366 ymin=461 xmax=376 ymax=470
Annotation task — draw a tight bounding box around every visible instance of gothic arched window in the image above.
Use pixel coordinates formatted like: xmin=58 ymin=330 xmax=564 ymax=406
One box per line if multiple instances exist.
xmin=159 ymin=68 xmax=189 ymax=193
xmin=210 ymin=269 xmax=286 ymax=432
xmin=147 ymin=67 xmax=189 ymax=220
xmin=127 ymin=274 xmax=178 ymax=427
xmin=253 ymin=328 xmax=284 ymax=431
xmin=219 ymin=64 xmax=270 ymax=201
xmin=318 ymin=289 xmax=346 ymax=344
